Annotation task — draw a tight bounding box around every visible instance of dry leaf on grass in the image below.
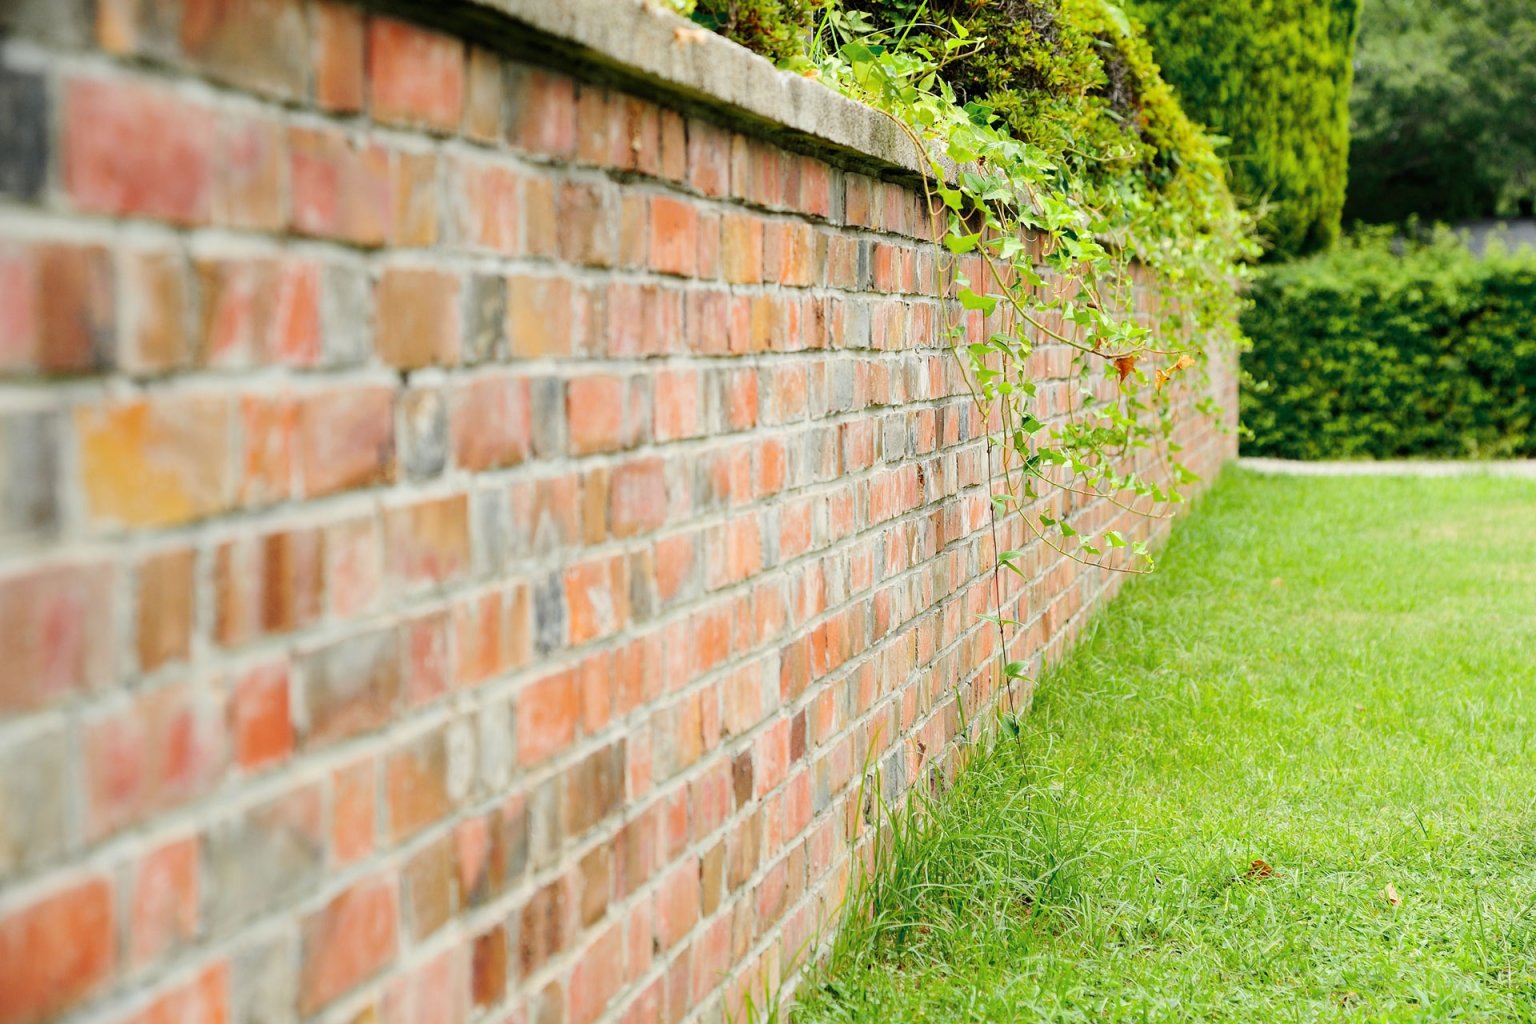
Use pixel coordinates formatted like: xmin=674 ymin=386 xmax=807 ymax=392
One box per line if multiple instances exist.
xmin=1383 ymin=882 xmax=1402 ymax=907
xmin=1243 ymin=858 xmax=1276 ymax=880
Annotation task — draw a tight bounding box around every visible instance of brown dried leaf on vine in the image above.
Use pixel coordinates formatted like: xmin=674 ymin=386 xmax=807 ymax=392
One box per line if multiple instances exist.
xmin=1114 ymin=355 xmax=1137 ymax=382
xmin=1155 ymin=354 xmax=1197 ymax=393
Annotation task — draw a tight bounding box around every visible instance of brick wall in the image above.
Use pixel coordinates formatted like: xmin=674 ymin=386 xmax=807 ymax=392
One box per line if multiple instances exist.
xmin=0 ymin=1 xmax=1236 ymax=1022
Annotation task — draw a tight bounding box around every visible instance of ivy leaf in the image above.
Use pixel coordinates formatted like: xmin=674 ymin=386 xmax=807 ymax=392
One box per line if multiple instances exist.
xmin=945 ymin=232 xmax=981 ymax=255
xmin=958 ymin=287 xmax=998 ymax=315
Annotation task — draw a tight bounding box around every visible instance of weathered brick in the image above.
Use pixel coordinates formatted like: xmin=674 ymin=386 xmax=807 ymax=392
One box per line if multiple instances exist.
xmin=391 ymin=148 xmax=440 ymax=247
xmin=399 ymin=387 xmax=448 ymax=481
xmin=400 ymin=835 xmax=454 ymax=941
xmin=0 ymin=724 xmax=69 ymax=874
xmin=0 ymin=877 xmax=116 ymax=1022
xmin=471 ymin=925 xmax=508 ymax=1008
xmin=507 ymin=66 xmax=577 ymax=158
xmin=122 ymin=961 xmax=228 ymax=1024
xmin=313 ymin=0 xmax=365 ymax=111
xmin=297 ymin=386 xmax=395 ymax=497
xmin=231 ymin=931 xmax=296 ymax=1024
xmin=181 ymin=0 xmax=309 ymax=98
xmin=0 ymin=560 xmax=115 ymax=712
xmin=230 ymin=661 xmax=293 ymax=770
xmin=564 ymin=556 xmax=631 ymax=645
xmin=214 ymin=527 xmax=324 ymax=646
xmin=567 ymin=374 xmax=648 ymax=455
xmin=609 ymin=458 xmax=667 ymax=539
xmin=129 ymin=835 xmax=199 ymax=966
xmin=508 ymin=275 xmax=574 ymax=358
xmin=569 ymin=925 xmax=624 ymax=1024
xmin=65 ymin=76 xmax=214 ymax=224
xmin=299 ymin=875 xmax=398 ymax=1013
xmin=121 ymin=248 xmax=191 ymax=374
xmin=385 ymin=727 xmax=452 ymax=841
xmin=301 ymin=628 xmax=402 ymax=744
xmin=558 ymin=180 xmax=617 ymax=267
xmin=516 ymin=668 xmax=579 ymax=767
xmin=519 ymin=876 xmax=573 ymax=977
xmin=4 ymin=242 xmax=117 ymax=374
xmin=205 ymin=783 xmax=324 ymax=932
xmin=288 ymin=125 xmax=390 ymax=245
xmin=368 ymin=16 xmax=464 ymax=131
xmin=330 ymin=756 xmax=377 ymax=866
xmin=0 ymin=68 xmax=48 ymax=200
xmin=0 ymin=411 xmax=59 ymax=540
xmin=384 ymin=494 xmax=470 ymax=588
xmin=83 ymin=678 xmax=226 ymax=839
xmin=451 ymin=374 xmax=531 ymax=471
xmin=136 ymin=546 xmax=196 ymax=671
xmin=464 ymin=47 xmax=505 ymax=141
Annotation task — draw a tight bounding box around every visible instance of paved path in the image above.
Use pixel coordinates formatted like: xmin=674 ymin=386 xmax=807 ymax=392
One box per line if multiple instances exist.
xmin=1240 ymin=456 xmax=1536 ymax=478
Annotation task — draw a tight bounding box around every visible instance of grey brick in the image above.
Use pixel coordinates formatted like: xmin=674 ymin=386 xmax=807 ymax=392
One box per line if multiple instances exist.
xmin=0 ymin=68 xmax=47 ymax=201
xmin=464 ymin=273 xmax=507 ymax=364
xmin=399 ymin=388 xmax=447 ymax=481
xmin=0 ymin=725 xmax=69 ymax=875
xmin=0 ymin=411 xmax=60 ymax=541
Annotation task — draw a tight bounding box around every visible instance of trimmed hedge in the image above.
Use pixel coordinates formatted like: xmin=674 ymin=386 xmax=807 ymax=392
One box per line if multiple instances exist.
xmin=1241 ymin=229 xmax=1536 ymax=459
xmin=1128 ymin=0 xmax=1361 ymax=259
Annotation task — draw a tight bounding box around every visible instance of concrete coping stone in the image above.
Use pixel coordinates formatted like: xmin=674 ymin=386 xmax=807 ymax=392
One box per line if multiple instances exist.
xmin=374 ymin=0 xmax=949 ymax=184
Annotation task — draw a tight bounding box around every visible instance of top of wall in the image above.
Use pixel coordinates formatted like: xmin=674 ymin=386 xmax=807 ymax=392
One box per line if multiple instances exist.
xmin=375 ymin=0 xmax=929 ymax=180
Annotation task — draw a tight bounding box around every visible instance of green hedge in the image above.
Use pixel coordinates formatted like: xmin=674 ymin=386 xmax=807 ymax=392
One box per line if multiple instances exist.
xmin=1241 ymin=229 xmax=1536 ymax=459
xmin=1128 ymin=0 xmax=1361 ymax=258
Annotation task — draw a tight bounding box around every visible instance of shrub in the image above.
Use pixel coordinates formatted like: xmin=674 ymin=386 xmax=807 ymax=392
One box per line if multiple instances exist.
xmin=1241 ymin=228 xmax=1536 ymax=459
xmin=1128 ymin=0 xmax=1361 ymax=259
xmin=689 ymin=0 xmax=821 ymax=62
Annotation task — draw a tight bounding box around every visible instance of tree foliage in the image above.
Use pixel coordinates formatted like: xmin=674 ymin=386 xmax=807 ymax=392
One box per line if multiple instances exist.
xmin=1126 ymin=0 xmax=1361 ymax=258
xmin=1242 ymin=228 xmax=1536 ymax=459
xmin=1345 ymin=0 xmax=1536 ymax=225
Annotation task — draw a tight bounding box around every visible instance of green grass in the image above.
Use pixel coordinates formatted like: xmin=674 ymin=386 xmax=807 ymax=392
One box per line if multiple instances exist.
xmin=794 ymin=468 xmax=1536 ymax=1023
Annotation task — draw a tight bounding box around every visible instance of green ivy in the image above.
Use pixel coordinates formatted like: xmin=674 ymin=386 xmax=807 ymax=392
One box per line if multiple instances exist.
xmin=1242 ymin=228 xmax=1536 ymax=459
xmin=1128 ymin=0 xmax=1361 ymax=259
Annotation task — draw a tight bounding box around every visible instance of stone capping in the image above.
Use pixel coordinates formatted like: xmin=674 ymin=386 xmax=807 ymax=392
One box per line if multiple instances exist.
xmin=373 ymin=0 xmax=934 ymax=181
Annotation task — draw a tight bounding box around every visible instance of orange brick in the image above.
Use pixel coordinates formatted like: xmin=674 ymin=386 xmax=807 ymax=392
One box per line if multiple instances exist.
xmin=0 ymin=560 xmax=115 ymax=713
xmin=654 ymin=369 xmax=701 ymax=442
xmin=654 ymin=533 xmax=697 ymax=605
xmin=0 ymin=877 xmax=116 ymax=1022
xmin=609 ymin=458 xmax=667 ymax=539
xmin=313 ymin=1 xmax=365 ymax=112
xmin=451 ymin=374 xmax=531 ymax=471
xmin=136 ymin=547 xmax=195 ymax=671
xmin=83 ymin=679 xmax=226 ymax=839
xmin=299 ymin=875 xmax=398 ymax=1013
xmin=471 ymin=925 xmax=508 ymax=1008
xmin=568 ymin=374 xmax=647 ymax=455
xmin=230 ymin=661 xmax=293 ymax=770
xmin=368 ymin=16 xmax=464 ymax=131
xmin=378 ymin=266 xmax=460 ymax=368
xmin=384 ymin=494 xmax=470 ymax=588
xmin=122 ymin=961 xmax=228 ymax=1024
xmin=454 ymin=590 xmax=508 ymax=687
xmin=507 ymin=275 xmax=573 ymax=358
xmin=654 ymin=857 xmax=700 ymax=951
xmin=516 ymin=669 xmax=579 ymax=766
xmin=564 ymin=556 xmax=631 ymax=646
xmin=76 ymin=395 xmax=233 ymax=527
xmin=297 ymin=387 xmax=395 ymax=497
xmin=570 ymin=925 xmax=624 ymax=1024
xmin=385 ymin=728 xmax=451 ymax=841
xmin=464 ymin=47 xmax=505 ymax=142
xmin=331 ymin=757 xmax=376 ymax=865
xmin=64 ymin=77 xmax=214 ymax=224
xmin=721 ymin=214 xmax=764 ymax=284
xmin=239 ymin=394 xmax=296 ymax=506
xmin=129 ymin=836 xmax=199 ymax=966
xmin=649 ymin=195 xmax=699 ymax=276
xmin=390 ymin=149 xmax=440 ymax=247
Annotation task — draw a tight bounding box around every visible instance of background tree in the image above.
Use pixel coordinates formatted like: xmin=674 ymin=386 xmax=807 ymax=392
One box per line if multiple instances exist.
xmin=1345 ymin=0 xmax=1536 ymax=225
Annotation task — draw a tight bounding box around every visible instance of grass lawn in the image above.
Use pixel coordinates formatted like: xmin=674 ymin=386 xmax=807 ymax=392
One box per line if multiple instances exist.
xmin=794 ymin=468 xmax=1536 ymax=1023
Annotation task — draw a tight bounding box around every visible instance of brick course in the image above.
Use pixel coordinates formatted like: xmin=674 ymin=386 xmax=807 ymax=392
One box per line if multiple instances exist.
xmin=0 ymin=1 xmax=1234 ymax=1022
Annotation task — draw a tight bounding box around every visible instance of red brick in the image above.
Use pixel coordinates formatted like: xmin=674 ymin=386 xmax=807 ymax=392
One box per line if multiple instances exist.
xmin=454 ymin=590 xmax=508 ymax=687
xmin=123 ymin=961 xmax=228 ymax=1024
xmin=452 ymin=375 xmax=531 ymax=471
xmin=180 ymin=0 xmax=308 ymax=98
xmin=508 ymin=67 xmax=577 ymax=158
xmin=403 ymin=611 xmax=451 ymax=707
xmin=384 ymin=494 xmax=470 ymax=588
xmin=297 ymin=387 xmax=395 ymax=497
xmin=331 ymin=756 xmax=377 ymax=865
xmin=77 ymin=394 xmax=234 ymax=527
xmin=230 ymin=661 xmax=293 ymax=770
xmin=288 ymin=125 xmax=391 ymax=245
xmin=378 ymin=266 xmax=460 ymax=368
xmin=120 ymin=249 xmax=190 ymax=373
xmin=137 ymin=547 xmax=195 ymax=671
xmin=654 ymin=858 xmax=700 ymax=951
xmin=609 ymin=458 xmax=667 ymax=539
xmin=84 ymin=679 xmax=225 ymax=839
xmin=654 ymin=533 xmax=697 ymax=606
xmin=0 ymin=878 xmax=116 ymax=1022
xmin=450 ymin=154 xmax=521 ymax=254
xmin=313 ymin=0 xmax=365 ymax=112
xmin=299 ymin=875 xmax=398 ymax=1013
xmin=386 ymin=728 xmax=452 ymax=842
xmin=0 ymin=561 xmax=115 ymax=713
xmin=192 ymin=257 xmax=276 ymax=367
xmin=368 ymin=16 xmax=464 ymax=131
xmin=64 ymin=77 xmax=214 ymax=224
xmin=516 ymin=669 xmax=579 ymax=766
xmin=326 ymin=515 xmax=382 ymax=618
xmin=0 ymin=243 xmax=114 ymax=375
xmin=649 ymin=195 xmax=699 ymax=277
xmin=129 ymin=836 xmax=199 ymax=966
xmin=654 ymin=370 xmax=702 ymax=442
xmin=569 ymin=925 xmax=624 ymax=1024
